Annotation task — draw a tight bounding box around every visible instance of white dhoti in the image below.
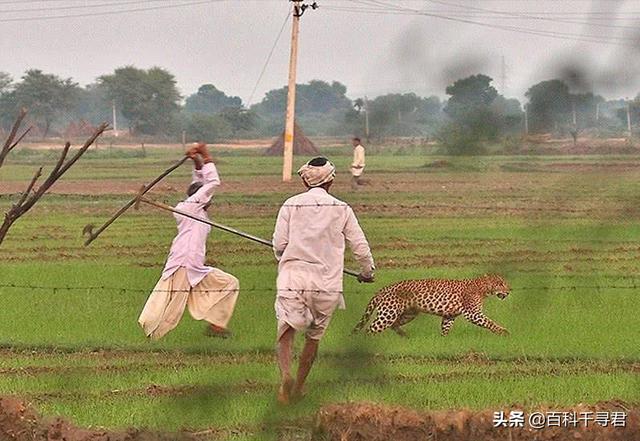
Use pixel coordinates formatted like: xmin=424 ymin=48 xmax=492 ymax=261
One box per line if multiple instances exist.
xmin=351 ymin=165 xmax=364 ymax=178
xmin=275 ymin=263 xmax=344 ymax=341
xmin=138 ymin=267 xmax=239 ymax=340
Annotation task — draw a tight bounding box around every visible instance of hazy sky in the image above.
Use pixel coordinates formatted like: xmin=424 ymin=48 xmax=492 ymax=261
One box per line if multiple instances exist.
xmin=1 ymin=0 xmax=639 ymax=104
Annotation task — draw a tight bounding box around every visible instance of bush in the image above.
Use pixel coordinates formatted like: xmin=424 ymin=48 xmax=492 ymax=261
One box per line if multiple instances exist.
xmin=436 ymin=122 xmax=486 ymax=155
xmin=500 ymin=135 xmax=522 ymax=154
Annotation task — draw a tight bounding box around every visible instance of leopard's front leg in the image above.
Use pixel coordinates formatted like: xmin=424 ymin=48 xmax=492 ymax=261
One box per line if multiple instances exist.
xmin=440 ymin=316 xmax=456 ymax=336
xmin=462 ymin=310 xmax=508 ymax=336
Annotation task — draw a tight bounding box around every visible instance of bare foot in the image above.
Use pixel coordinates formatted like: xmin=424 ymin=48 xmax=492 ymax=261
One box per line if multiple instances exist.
xmin=277 ymin=377 xmax=294 ymax=405
xmin=290 ymin=386 xmax=306 ymax=404
xmin=204 ymin=324 xmax=232 ymax=339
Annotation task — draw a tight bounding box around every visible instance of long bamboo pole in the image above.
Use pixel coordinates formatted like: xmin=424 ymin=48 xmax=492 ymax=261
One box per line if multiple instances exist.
xmin=137 ymin=196 xmax=361 ymax=279
xmin=83 ymin=156 xmax=189 ymax=246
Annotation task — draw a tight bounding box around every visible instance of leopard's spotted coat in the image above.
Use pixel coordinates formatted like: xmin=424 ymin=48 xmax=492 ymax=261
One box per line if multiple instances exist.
xmin=353 ymin=274 xmax=510 ymax=337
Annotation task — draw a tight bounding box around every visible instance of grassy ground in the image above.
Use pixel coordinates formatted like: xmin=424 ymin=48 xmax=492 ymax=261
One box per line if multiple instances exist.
xmin=0 ymin=146 xmax=639 ymax=439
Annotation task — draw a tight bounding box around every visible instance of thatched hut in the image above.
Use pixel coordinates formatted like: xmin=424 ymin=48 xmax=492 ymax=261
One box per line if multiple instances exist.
xmin=264 ymin=123 xmax=319 ymax=156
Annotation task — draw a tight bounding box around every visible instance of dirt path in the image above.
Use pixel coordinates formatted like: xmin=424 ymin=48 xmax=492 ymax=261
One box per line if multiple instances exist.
xmin=314 ymin=401 xmax=639 ymax=441
xmin=1 ymin=395 xmax=637 ymax=441
xmin=0 ymin=396 xmax=190 ymax=440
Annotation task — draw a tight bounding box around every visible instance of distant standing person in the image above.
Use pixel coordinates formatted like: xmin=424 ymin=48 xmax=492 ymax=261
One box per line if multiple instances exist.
xmin=272 ymin=157 xmax=375 ymax=404
xmin=350 ymin=137 xmax=366 ymax=189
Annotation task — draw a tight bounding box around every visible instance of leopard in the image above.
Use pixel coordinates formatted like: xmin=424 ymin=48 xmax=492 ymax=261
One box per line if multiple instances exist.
xmin=352 ymin=274 xmax=510 ymax=337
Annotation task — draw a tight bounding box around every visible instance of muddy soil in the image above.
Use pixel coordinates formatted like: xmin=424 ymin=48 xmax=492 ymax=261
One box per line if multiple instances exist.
xmin=0 ymin=396 xmax=190 ymax=441
xmin=1 ymin=395 xmax=638 ymax=441
xmin=313 ymin=401 xmax=638 ymax=441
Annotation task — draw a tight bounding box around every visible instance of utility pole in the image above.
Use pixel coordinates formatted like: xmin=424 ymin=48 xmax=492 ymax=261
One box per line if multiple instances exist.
xmin=500 ymin=55 xmax=507 ymax=96
xmin=112 ymin=100 xmax=118 ymax=136
xmin=596 ymin=102 xmax=600 ymax=122
xmin=523 ymin=106 xmax=529 ymax=135
xmin=627 ymin=101 xmax=632 ymax=138
xmin=572 ymin=101 xmax=577 ymax=127
xmin=364 ymin=95 xmax=370 ymax=143
xmin=282 ymin=1 xmax=318 ymax=182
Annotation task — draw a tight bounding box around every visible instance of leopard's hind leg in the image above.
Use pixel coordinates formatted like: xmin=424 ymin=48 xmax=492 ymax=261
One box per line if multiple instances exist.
xmin=368 ymin=294 xmax=404 ymax=334
xmin=352 ymin=295 xmax=380 ymax=334
xmin=391 ymin=309 xmax=419 ymax=338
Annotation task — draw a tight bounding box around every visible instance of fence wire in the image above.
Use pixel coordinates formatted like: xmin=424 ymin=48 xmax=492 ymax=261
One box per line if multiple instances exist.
xmin=0 ymin=282 xmax=637 ymax=295
xmin=0 ymin=283 xmax=346 ymax=295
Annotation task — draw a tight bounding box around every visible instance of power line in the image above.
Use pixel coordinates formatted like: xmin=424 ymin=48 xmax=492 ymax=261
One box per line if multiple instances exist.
xmin=324 ymin=0 xmax=638 ymax=47
xmin=324 ymin=7 xmax=640 ymax=20
xmin=424 ymin=0 xmax=640 ymax=31
xmin=245 ymin=7 xmax=291 ymax=108
xmin=0 ymin=0 xmax=166 ymax=14
xmin=0 ymin=0 xmax=221 ymax=22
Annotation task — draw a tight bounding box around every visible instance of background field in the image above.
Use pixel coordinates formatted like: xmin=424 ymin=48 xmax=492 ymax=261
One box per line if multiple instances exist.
xmin=0 ymin=144 xmax=639 ymax=439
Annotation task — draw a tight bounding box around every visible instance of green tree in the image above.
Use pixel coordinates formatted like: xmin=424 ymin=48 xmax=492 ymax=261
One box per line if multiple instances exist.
xmin=416 ymin=95 xmax=443 ymax=127
xmin=440 ymin=74 xmax=513 ymax=154
xmin=525 ymin=79 xmax=571 ymax=133
xmin=361 ymin=93 xmax=442 ymax=138
xmin=3 ymin=70 xmax=80 ymax=137
xmin=368 ymin=93 xmax=424 ymax=137
xmin=444 ymin=74 xmax=498 ymax=116
xmin=0 ymin=72 xmax=11 ymax=94
xmin=571 ymin=92 xmax=605 ymax=128
xmin=491 ymin=95 xmax=523 ymax=134
xmin=72 ymin=83 xmax=120 ymax=126
xmin=444 ymin=74 xmax=499 ymax=140
xmin=185 ymin=84 xmax=242 ymax=115
xmin=218 ymin=108 xmax=257 ymax=137
xmin=99 ymin=66 xmax=180 ymax=135
xmin=185 ymin=113 xmax=232 ymax=142
xmin=254 ymin=80 xmax=351 ymax=115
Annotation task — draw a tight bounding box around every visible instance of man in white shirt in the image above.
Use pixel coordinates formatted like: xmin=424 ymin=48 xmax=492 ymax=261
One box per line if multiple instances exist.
xmin=272 ymin=157 xmax=375 ymax=404
xmin=138 ymin=143 xmax=239 ymax=340
xmin=350 ymin=137 xmax=366 ymax=189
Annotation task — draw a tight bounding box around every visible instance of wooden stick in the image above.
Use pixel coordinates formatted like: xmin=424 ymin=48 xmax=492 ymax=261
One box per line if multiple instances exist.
xmin=83 ymin=156 xmax=189 ymax=246
xmin=137 ymin=197 xmax=361 ymax=279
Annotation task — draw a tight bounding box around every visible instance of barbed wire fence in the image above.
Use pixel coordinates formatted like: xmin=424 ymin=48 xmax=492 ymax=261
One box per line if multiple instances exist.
xmin=0 ymin=282 xmax=638 ymax=296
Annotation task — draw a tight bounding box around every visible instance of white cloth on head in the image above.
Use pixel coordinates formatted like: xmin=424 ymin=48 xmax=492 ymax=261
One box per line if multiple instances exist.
xmin=161 ymin=162 xmax=220 ymax=287
xmin=297 ymin=160 xmax=335 ymax=187
xmin=272 ymin=187 xmax=375 ymax=339
xmin=351 ymin=144 xmax=365 ymax=177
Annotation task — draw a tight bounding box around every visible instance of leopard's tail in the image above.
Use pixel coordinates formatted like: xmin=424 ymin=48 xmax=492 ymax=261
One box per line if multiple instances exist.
xmin=351 ymin=294 xmax=381 ymax=334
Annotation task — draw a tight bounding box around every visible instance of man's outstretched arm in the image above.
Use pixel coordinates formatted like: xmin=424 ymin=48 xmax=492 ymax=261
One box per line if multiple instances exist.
xmin=186 ymin=144 xmax=220 ymax=205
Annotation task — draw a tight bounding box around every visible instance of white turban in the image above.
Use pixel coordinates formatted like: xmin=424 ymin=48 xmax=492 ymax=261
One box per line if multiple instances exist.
xmin=297 ymin=157 xmax=336 ymax=187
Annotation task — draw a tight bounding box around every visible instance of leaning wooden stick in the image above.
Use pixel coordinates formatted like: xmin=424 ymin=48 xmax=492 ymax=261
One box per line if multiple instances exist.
xmin=83 ymin=156 xmax=189 ymax=246
xmin=135 ymin=196 xmax=361 ymax=279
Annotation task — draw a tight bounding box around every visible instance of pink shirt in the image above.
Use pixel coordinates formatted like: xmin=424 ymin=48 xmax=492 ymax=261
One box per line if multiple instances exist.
xmin=162 ymin=162 xmax=220 ymax=287
xmin=272 ymin=187 xmax=375 ymax=298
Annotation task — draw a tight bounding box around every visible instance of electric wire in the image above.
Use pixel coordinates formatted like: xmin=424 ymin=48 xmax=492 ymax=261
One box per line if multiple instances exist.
xmin=0 ymin=0 xmax=220 ymax=23
xmin=246 ymin=6 xmax=291 ymax=108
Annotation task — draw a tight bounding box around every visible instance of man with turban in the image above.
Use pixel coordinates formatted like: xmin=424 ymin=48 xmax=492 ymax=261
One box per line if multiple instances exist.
xmin=138 ymin=143 xmax=239 ymax=340
xmin=350 ymin=137 xmax=366 ymax=189
xmin=272 ymin=157 xmax=375 ymax=404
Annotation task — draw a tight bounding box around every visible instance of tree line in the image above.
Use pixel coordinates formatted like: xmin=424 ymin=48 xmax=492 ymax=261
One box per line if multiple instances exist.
xmin=0 ymin=66 xmax=637 ymax=150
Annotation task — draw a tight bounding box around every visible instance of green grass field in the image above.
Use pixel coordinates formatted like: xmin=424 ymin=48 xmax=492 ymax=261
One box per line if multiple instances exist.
xmin=0 ymin=146 xmax=639 ymax=439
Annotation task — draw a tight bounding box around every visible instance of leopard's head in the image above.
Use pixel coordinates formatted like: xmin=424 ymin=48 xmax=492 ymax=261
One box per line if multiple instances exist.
xmin=482 ymin=274 xmax=510 ymax=300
